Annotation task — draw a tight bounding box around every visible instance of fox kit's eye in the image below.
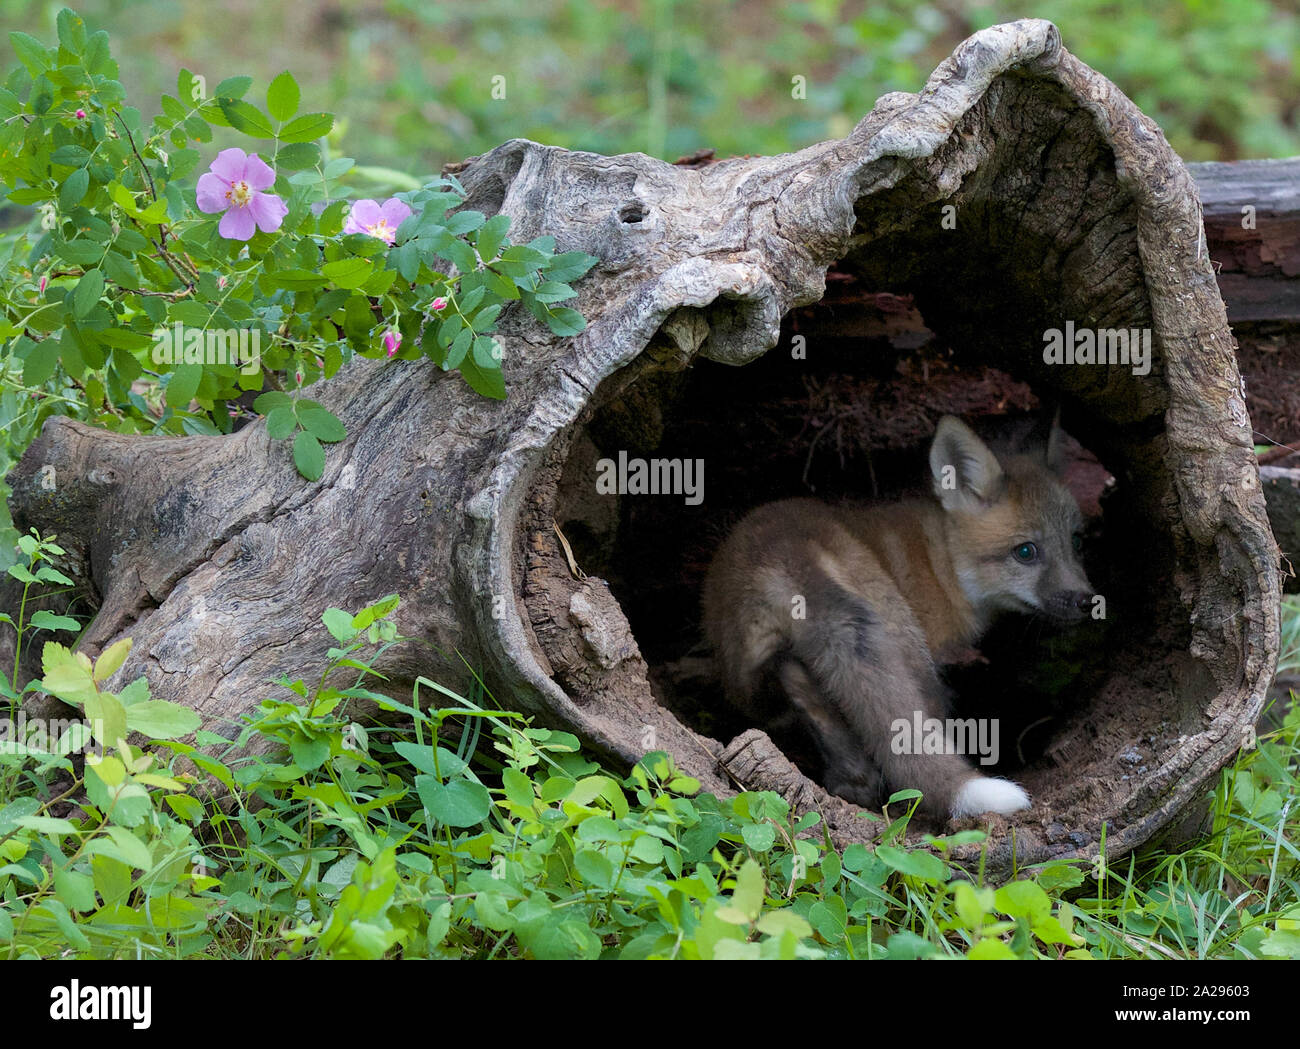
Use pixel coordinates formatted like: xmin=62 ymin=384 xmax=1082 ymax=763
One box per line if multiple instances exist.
xmin=1072 ymin=533 xmax=1083 ymax=553
xmin=1013 ymin=542 xmax=1038 ymax=563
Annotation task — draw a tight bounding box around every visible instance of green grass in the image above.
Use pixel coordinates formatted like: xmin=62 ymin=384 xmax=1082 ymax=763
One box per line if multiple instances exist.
xmin=2 ymin=592 xmax=1295 ymax=959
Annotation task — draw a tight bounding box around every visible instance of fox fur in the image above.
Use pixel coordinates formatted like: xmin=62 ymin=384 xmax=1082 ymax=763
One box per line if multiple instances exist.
xmin=701 ymin=414 xmax=1094 ymax=820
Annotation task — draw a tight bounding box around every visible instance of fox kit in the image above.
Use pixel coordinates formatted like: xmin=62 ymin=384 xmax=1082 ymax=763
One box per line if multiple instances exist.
xmin=702 ymin=414 xmax=1093 ymax=820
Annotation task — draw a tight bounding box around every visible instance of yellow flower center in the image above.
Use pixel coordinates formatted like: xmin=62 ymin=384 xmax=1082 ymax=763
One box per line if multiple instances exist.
xmin=226 ymin=179 xmax=252 ymax=207
xmin=367 ymin=218 xmax=394 ymax=241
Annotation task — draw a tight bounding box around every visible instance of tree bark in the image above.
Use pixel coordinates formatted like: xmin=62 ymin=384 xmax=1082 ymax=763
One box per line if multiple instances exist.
xmin=5 ymin=19 xmax=1279 ymax=877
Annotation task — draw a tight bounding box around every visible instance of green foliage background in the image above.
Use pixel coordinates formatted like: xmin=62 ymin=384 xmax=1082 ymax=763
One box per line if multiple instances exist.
xmin=4 ymin=0 xmax=1297 ymax=172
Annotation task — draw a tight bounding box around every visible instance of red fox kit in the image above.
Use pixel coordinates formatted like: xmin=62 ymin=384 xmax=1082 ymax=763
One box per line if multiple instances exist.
xmin=702 ymin=414 xmax=1094 ymax=820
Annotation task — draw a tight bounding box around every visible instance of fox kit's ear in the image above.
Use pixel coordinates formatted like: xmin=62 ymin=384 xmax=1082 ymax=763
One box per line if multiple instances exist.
xmin=1023 ymin=404 xmax=1068 ymax=474
xmin=930 ymin=415 xmax=1004 ymax=511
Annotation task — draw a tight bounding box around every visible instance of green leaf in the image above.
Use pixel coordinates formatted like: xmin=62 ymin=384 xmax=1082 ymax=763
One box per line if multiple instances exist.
xmin=212 ymin=75 xmax=253 ymax=99
xmin=253 ymin=391 xmax=293 ymax=413
xmin=574 ymin=849 xmax=614 ymax=888
xmin=14 ymin=814 xmax=77 ymax=834
xmin=275 ymin=141 xmax=320 ymax=170
xmin=1031 ymin=915 xmax=1083 ymax=947
xmin=471 ymin=304 xmax=503 ymax=333
xmin=289 ymin=735 xmax=329 ymax=770
xmin=9 ymin=32 xmax=51 ymax=76
xmin=218 ymin=98 xmax=274 ymax=138
xmin=296 ymin=402 xmax=346 ymax=442
xmin=101 ymin=825 xmax=153 ymax=869
xmin=84 ymin=690 xmax=128 ymax=748
xmin=322 ymin=607 xmax=357 ymax=642
xmin=545 ymin=307 xmax=586 ymax=337
xmin=951 ymin=880 xmax=995 ymax=929
xmin=266 ymin=70 xmax=300 ymax=121
xmin=323 ymin=156 xmax=354 ymax=179
xmin=263 ymin=269 xmax=329 ymax=290
xmin=474 ymin=213 xmax=511 ymax=260
xmin=72 ymin=268 xmax=104 ymax=319
xmin=40 ymin=644 xmax=97 ymax=705
xmin=101 ymin=250 xmax=138 ymax=287
xmin=416 ymin=776 xmax=492 ymax=827
xmin=1036 ymin=862 xmax=1087 ymax=893
xmin=83 ymin=29 xmax=109 ymax=74
xmin=265 ymin=406 xmax=297 ymax=439
xmin=51 ymin=144 xmax=91 ymax=166
xmin=124 ymin=700 xmax=200 ymax=740
xmin=807 ymin=898 xmax=848 ymax=942
xmin=444 ymin=327 xmax=472 ymax=369
xmin=501 ymin=767 xmax=535 ymax=807
xmin=27 ymin=610 xmax=81 ymax=633
xmin=874 ymin=844 xmax=948 ymax=883
xmin=967 ymin=937 xmax=1020 ymax=960
xmin=727 ymin=857 xmax=766 ymax=923
xmin=533 ymin=281 xmax=577 ymax=303
xmin=59 ymin=167 xmax=90 ymax=210
xmin=165 ymin=362 xmax=202 ymax=408
xmin=482 ymin=268 xmax=519 ymax=299
xmin=322 ymin=257 xmax=373 ymax=290
xmin=279 ymin=112 xmax=334 ymax=143
xmin=293 ymin=430 xmax=325 ymax=480
xmin=445 ymin=210 xmax=486 ymax=235
xmin=741 ymin=822 xmax=776 ymax=852
xmin=471 ymin=336 xmax=501 ymax=370
xmin=22 ymin=339 xmax=60 ymax=386
xmin=56 ymin=9 xmax=88 ymax=54
xmin=444 ymin=239 xmax=478 ymax=276
xmin=545 ymin=251 xmax=599 ymax=283
xmin=994 ymin=880 xmax=1052 ymax=923
xmin=755 ymin=909 xmax=813 ymax=940
xmin=458 ymin=351 xmax=506 ymax=400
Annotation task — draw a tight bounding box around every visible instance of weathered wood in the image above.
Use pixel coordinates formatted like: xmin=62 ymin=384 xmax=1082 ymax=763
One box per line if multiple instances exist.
xmin=3 ymin=18 xmax=1279 ymax=877
xmin=1190 ymin=157 xmax=1300 ymax=323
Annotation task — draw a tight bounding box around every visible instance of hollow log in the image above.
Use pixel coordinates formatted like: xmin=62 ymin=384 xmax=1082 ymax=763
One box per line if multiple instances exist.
xmin=5 ymin=19 xmax=1279 ymax=877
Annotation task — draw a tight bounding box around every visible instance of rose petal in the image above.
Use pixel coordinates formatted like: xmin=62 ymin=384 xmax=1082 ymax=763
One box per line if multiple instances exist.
xmin=196 ymin=171 xmax=230 ymax=214
xmin=249 ymin=191 xmax=288 ymax=234
xmin=242 ymin=152 xmax=277 ymax=191
xmin=380 ymin=198 xmax=413 ymax=227
xmin=342 ymin=214 xmax=366 ymax=236
xmin=209 ymin=147 xmax=250 ymax=183
xmin=348 ymin=199 xmax=382 ymax=229
xmin=219 ymin=205 xmax=256 ymax=241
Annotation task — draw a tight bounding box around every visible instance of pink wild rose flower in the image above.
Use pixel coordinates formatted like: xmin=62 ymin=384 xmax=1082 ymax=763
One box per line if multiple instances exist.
xmin=344 ymin=198 xmax=412 ymax=245
xmin=383 ymin=330 xmax=402 ymax=358
xmin=431 ymin=296 xmax=448 ymax=311
xmin=197 ymin=148 xmax=288 ymax=241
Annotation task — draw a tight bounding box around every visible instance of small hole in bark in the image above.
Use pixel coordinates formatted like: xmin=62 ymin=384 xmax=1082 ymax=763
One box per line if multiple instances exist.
xmin=618 ymin=201 xmax=648 ymax=224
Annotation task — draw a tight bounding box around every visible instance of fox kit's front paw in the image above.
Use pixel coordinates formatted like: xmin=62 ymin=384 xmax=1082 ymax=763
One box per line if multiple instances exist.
xmin=951 ymin=777 xmax=1031 ymax=818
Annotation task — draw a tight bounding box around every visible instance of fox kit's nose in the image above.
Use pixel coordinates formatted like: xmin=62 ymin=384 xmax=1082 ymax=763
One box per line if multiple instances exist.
xmin=1046 ymin=589 xmax=1093 ymax=621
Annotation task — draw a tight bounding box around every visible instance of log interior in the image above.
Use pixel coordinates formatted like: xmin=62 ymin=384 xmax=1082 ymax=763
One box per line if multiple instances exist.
xmin=543 ymin=260 xmax=1203 ymax=848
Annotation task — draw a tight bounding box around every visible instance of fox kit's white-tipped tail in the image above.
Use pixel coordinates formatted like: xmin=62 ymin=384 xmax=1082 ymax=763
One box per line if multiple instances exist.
xmin=951 ymin=777 xmax=1031 ymax=818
